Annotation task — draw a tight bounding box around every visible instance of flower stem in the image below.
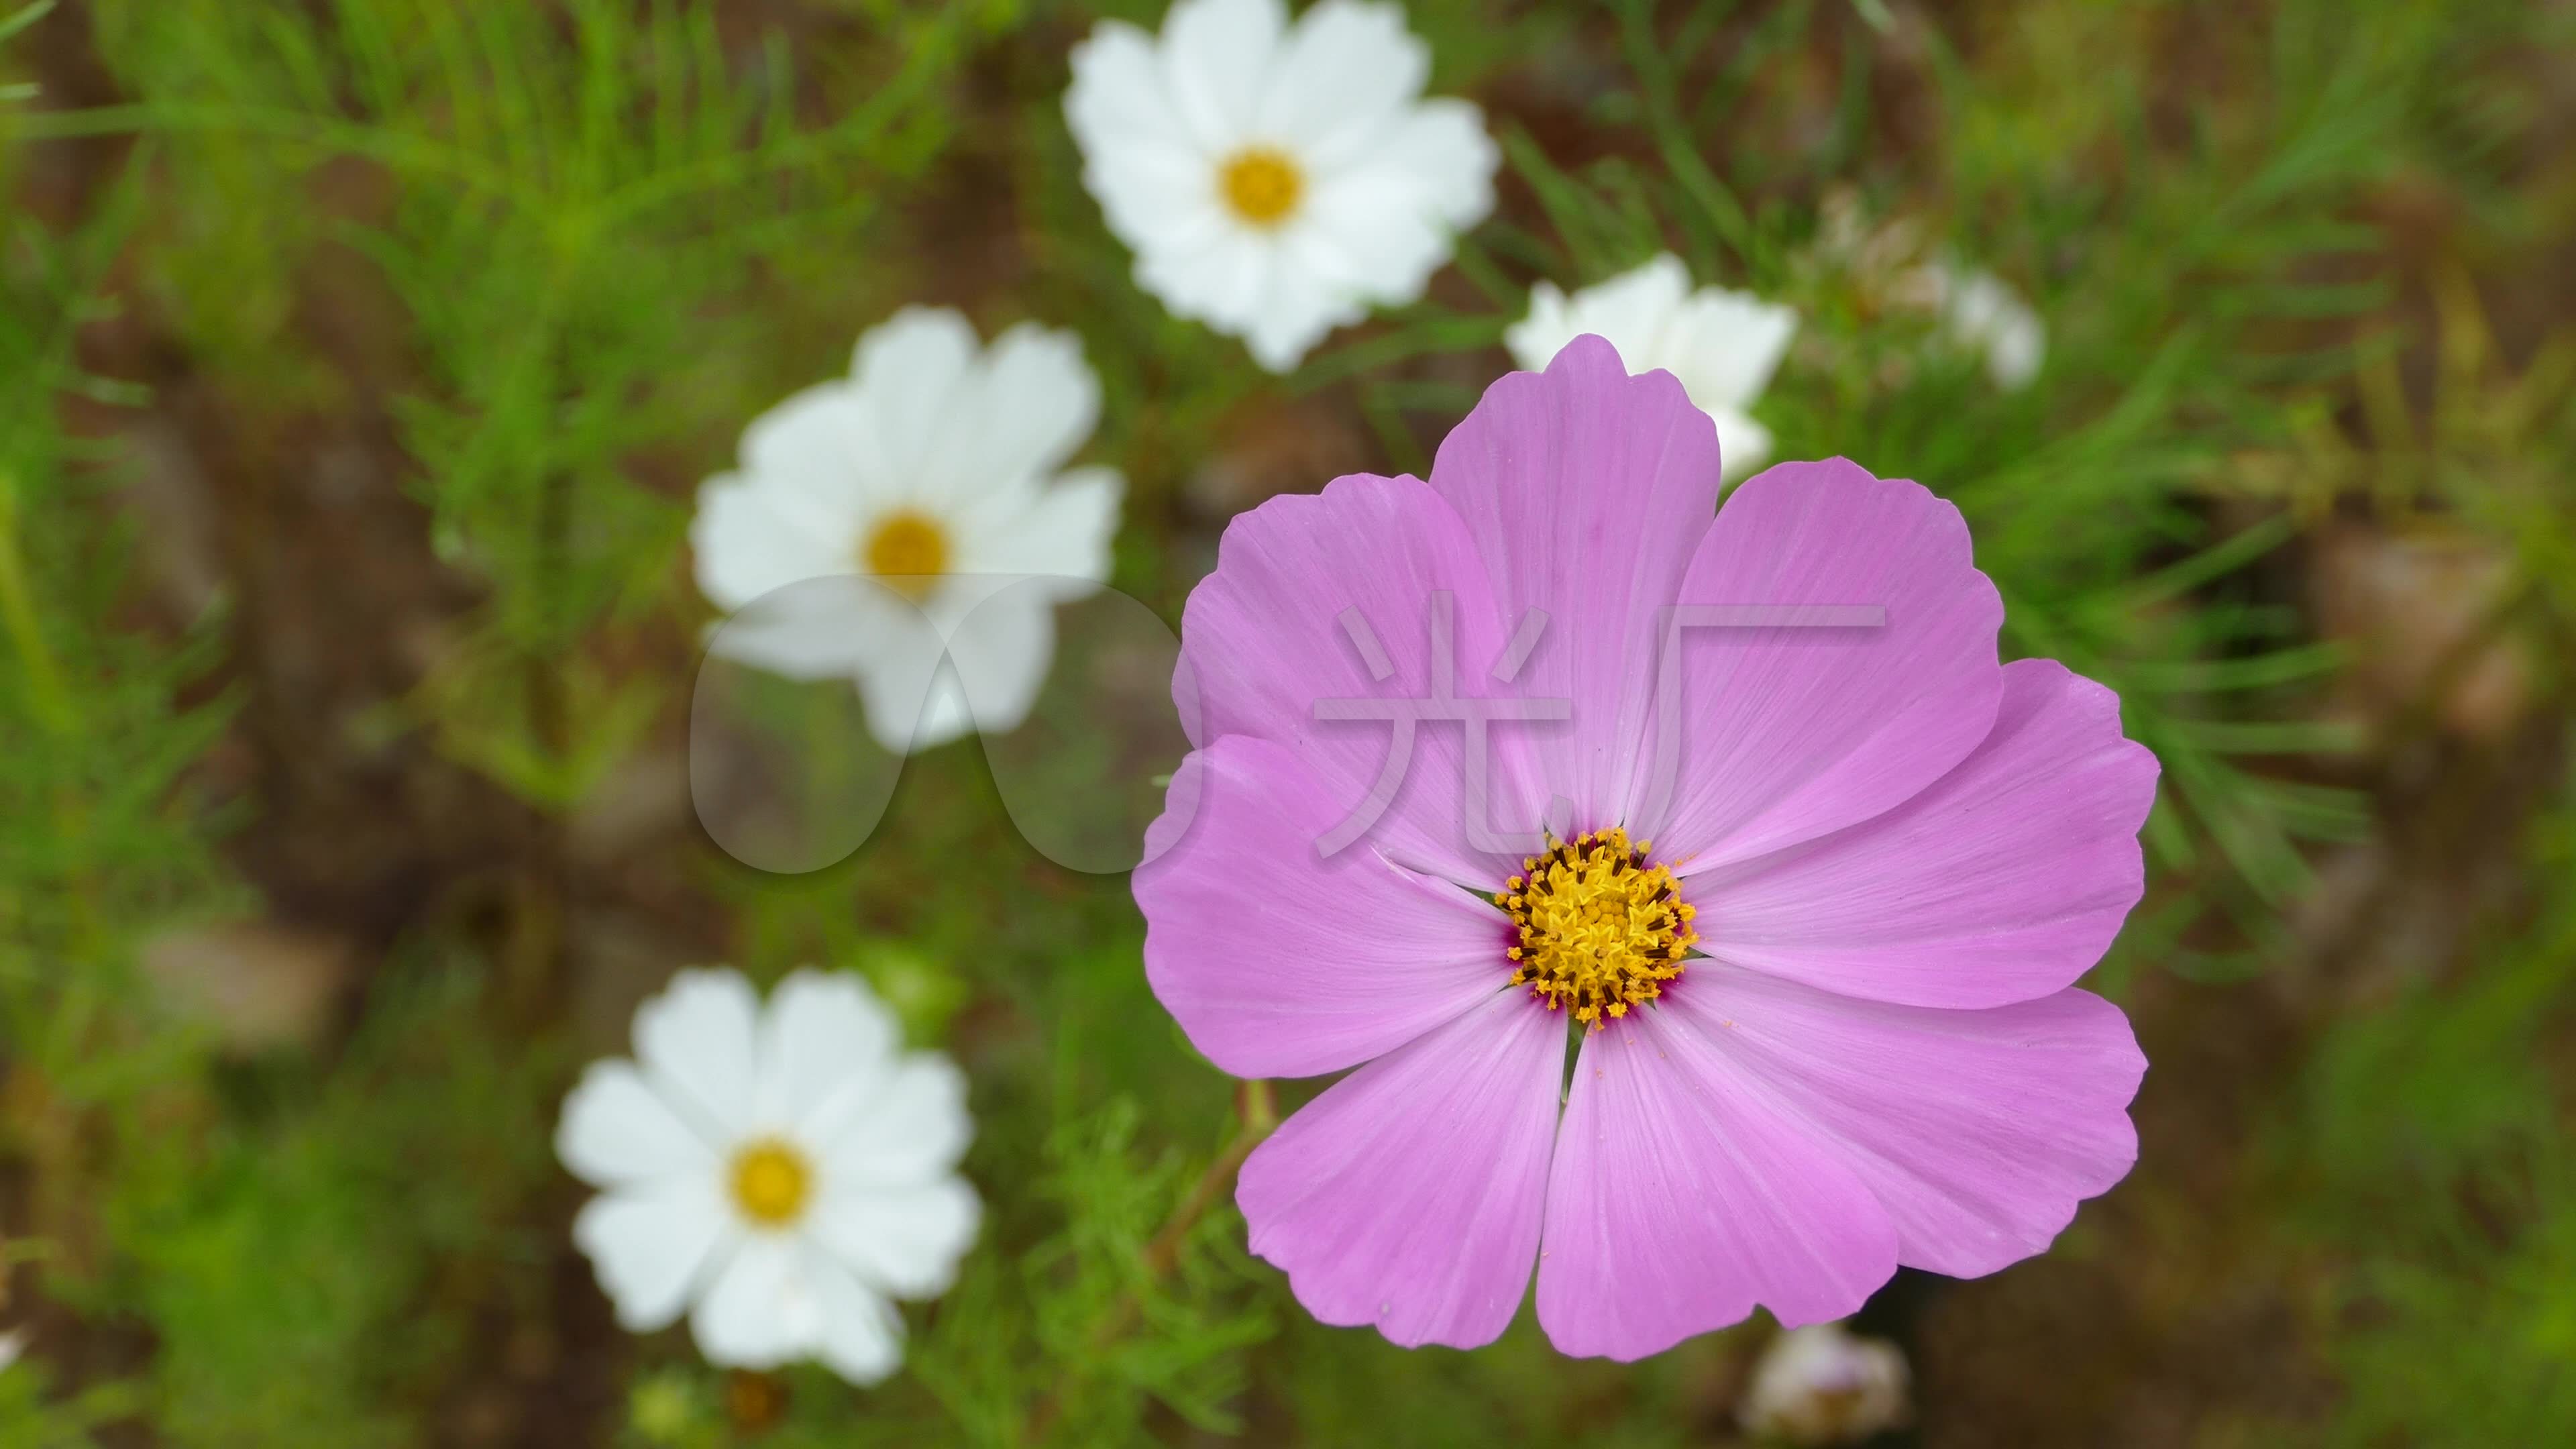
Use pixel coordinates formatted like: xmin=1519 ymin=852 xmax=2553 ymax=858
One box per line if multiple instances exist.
xmin=1020 ymin=1079 xmax=1276 ymax=1446
xmin=1141 ymin=1079 xmax=1275 ymax=1281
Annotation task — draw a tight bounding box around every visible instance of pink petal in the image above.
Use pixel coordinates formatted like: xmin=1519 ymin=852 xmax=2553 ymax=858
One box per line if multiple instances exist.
xmin=1693 ymin=659 xmax=2158 ymax=1007
xmin=1138 ymin=737 xmax=1516 ymax=1077
xmin=1663 ymin=974 xmax=2143 ymax=1278
xmin=1536 ymin=1001 xmax=1899 ymax=1360
xmin=1179 ymin=470 xmax=1543 ymax=884
xmin=1237 ymin=988 xmax=1562 ymax=1349
xmin=1630 ymin=458 xmax=2004 ymax=873
xmin=1426 ymin=334 xmax=1723 ymax=827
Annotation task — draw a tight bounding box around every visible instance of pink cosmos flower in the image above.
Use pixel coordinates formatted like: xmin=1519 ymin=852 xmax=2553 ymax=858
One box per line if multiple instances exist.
xmin=1134 ymin=335 xmax=2155 ymax=1358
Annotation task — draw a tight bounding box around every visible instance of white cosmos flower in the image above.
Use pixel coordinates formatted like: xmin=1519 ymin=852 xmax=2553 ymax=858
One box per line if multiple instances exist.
xmin=1911 ymin=262 xmax=2045 ymax=390
xmin=1065 ymin=0 xmax=1498 ymax=372
xmin=692 ymin=307 xmax=1122 ymax=754
xmin=557 ymin=968 xmax=979 ymax=1384
xmin=1739 ymin=1321 xmax=1913 ymax=1445
xmin=1505 ymin=254 xmax=1799 ymax=480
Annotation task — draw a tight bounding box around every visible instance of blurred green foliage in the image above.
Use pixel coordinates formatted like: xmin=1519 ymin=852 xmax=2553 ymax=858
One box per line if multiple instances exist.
xmin=1 ymin=0 xmax=2572 ymax=1444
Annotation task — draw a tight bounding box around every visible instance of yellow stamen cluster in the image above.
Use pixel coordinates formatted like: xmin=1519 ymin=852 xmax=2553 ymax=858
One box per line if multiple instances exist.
xmin=1218 ymin=146 xmax=1304 ymax=228
xmin=1493 ymin=828 xmax=1697 ymax=1030
xmin=729 ymin=1138 xmax=814 ymax=1228
xmin=863 ymin=510 xmax=949 ymax=602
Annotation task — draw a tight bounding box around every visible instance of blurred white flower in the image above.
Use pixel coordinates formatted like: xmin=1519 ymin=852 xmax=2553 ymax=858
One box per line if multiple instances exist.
xmin=1739 ymin=1321 xmax=1912 ymax=1445
xmin=1912 ymin=262 xmax=2046 ymax=390
xmin=1505 ymin=253 xmax=1799 ymax=480
xmin=692 ymin=307 xmax=1122 ymax=754
xmin=558 ymin=968 xmax=979 ymax=1385
xmin=1805 ymin=191 xmax=2046 ymax=392
xmin=0 ymin=1327 xmax=25 ymax=1372
xmin=1065 ymin=0 xmax=1497 ymax=372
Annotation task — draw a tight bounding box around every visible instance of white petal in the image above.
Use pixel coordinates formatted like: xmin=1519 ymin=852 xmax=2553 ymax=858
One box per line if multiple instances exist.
xmin=808 ymin=1176 xmax=981 ymax=1301
xmin=556 ymin=1061 xmax=720 ymax=1187
xmin=1132 ymin=229 xmax=1357 ymax=374
xmin=1667 ymin=285 xmax=1799 ymax=414
xmin=808 ymin=1250 xmax=906 ymax=1385
xmin=689 ymin=1234 xmax=820 ymax=1369
xmin=1501 ymin=256 xmax=1796 ymax=473
xmin=850 ymin=602 xmax=956 ymax=755
xmin=1713 ymin=408 xmax=1776 ymax=482
xmin=1593 ymin=254 xmax=1695 ymax=339
xmin=736 ymin=382 xmax=889 ymax=525
xmin=1067 ymin=22 xmax=1212 ymax=172
xmin=1503 ymin=280 xmax=1578 ymax=372
xmin=1238 ymin=254 xmax=1364 ymax=372
xmin=954 ymin=323 xmax=1101 ymax=488
xmin=1087 ymin=156 xmax=1233 ymax=256
xmin=1066 ymin=22 xmax=1205 ymax=154
xmin=633 ymin=968 xmax=763 ymax=1138
xmin=574 ymin=1182 xmax=732 ymax=1333
xmin=755 ymin=969 xmax=902 ymax=1134
xmin=690 ymin=474 xmax=853 ymax=614
xmin=916 ymin=665 xmax=980 ymax=752
xmin=1741 ymin=1322 xmax=1913 ymax=1440
xmin=1295 ymin=98 xmax=1495 ymax=310
xmin=1988 ymin=319 xmax=2045 ymax=389
xmin=1509 ymin=254 xmax=1689 ymax=375
xmin=814 ymin=1053 xmax=974 ymax=1187
xmin=1136 ymin=229 xmax=1271 ymax=331
xmin=1978 ymin=297 xmax=2046 ymax=390
xmin=1937 ymin=267 xmax=2046 ymax=390
xmin=1158 ymin=0 xmax=1286 ymax=150
xmin=1067 ymin=23 xmax=1231 ymax=255
xmin=850 ymin=307 xmax=980 ymax=490
xmin=951 ymin=466 xmax=1124 ymax=589
xmin=1277 ymin=200 xmax=1415 ymax=302
xmin=1320 ymin=97 xmax=1497 ymax=235
xmin=1255 ymin=0 xmax=1428 ymax=165
xmin=942 ymin=587 xmax=1056 ymax=739
xmin=702 ymin=570 xmax=921 ymax=682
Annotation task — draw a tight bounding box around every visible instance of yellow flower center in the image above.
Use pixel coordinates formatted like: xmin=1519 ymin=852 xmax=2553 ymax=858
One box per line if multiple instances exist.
xmin=1494 ymin=828 xmax=1697 ymax=1030
xmin=1219 ymin=146 xmax=1304 ymax=228
xmin=728 ymin=1138 xmax=813 ymax=1228
xmin=861 ymin=509 xmax=949 ymax=602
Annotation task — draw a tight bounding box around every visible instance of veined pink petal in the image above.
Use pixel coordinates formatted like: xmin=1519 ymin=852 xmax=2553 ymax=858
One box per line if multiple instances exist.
xmin=1536 ymin=1002 xmax=1899 ymax=1360
xmin=1631 ymin=458 xmax=2004 ymax=873
xmin=1426 ymin=335 xmax=1723 ymax=828
xmin=1179 ymin=471 xmax=1542 ymax=884
xmin=1139 ymin=737 xmax=1516 ymax=1077
xmin=1664 ymin=975 xmax=2143 ymax=1278
xmin=1237 ymin=988 xmax=1562 ymax=1349
xmin=1694 ymin=659 xmax=2158 ymax=1007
